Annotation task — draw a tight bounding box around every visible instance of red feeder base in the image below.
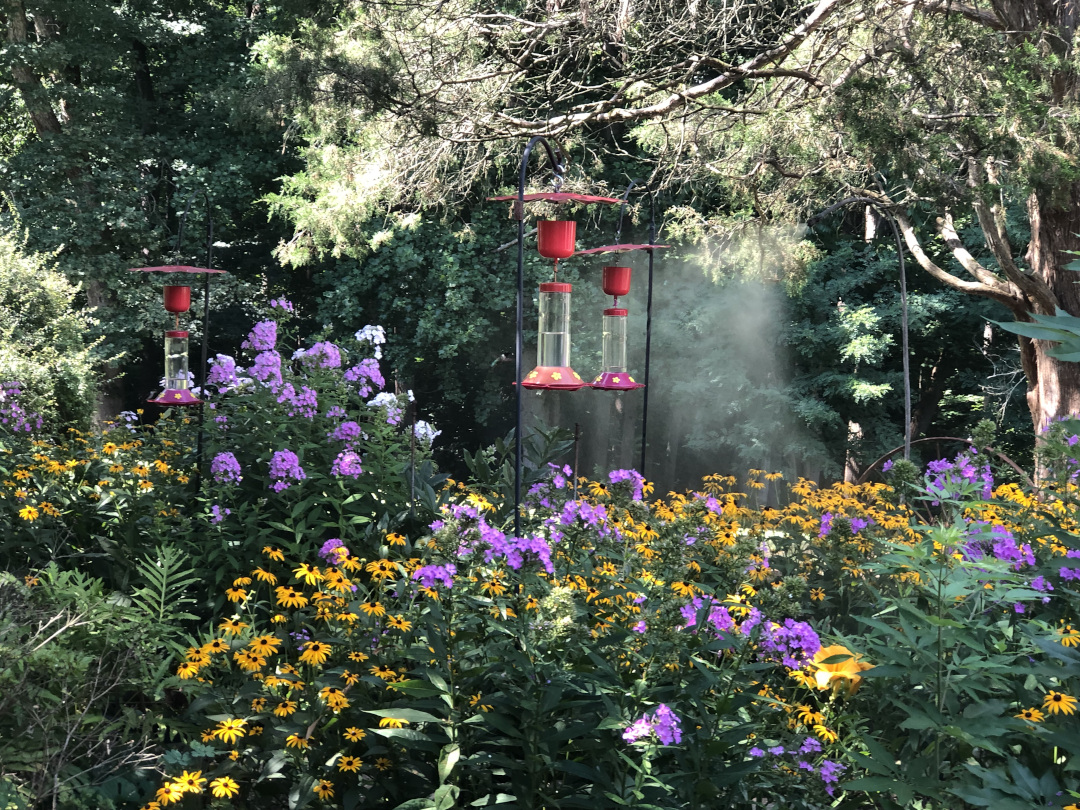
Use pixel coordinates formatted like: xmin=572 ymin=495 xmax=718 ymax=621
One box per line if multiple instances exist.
xmin=148 ymin=388 xmax=202 ymax=406
xmin=522 ymin=366 xmax=587 ymax=391
xmin=590 ymin=372 xmax=644 ymax=391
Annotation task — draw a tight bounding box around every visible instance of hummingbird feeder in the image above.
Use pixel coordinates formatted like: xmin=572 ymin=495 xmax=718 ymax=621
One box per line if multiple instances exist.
xmin=523 ymin=219 xmax=587 ymax=390
xmin=130 ymin=265 xmax=226 ymax=407
xmin=592 ymin=265 xmax=644 ymax=390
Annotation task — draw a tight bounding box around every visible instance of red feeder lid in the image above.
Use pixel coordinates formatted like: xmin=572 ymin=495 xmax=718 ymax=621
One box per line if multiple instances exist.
xmin=166 ymin=330 xmax=189 ymax=338
xmin=604 ymin=308 xmax=628 ymax=316
xmin=540 ymin=282 xmax=572 ymax=293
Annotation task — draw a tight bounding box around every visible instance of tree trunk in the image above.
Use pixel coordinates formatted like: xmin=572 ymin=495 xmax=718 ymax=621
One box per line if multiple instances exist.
xmin=1023 ymin=185 xmax=1080 ymax=432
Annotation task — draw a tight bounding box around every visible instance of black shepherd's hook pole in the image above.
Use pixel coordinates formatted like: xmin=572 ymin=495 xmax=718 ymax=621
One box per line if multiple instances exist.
xmin=615 ymin=180 xmax=659 ymax=476
xmin=175 ymin=190 xmax=214 ymax=477
xmin=808 ymin=197 xmax=911 ymax=460
xmin=514 ymin=136 xmax=566 ymax=540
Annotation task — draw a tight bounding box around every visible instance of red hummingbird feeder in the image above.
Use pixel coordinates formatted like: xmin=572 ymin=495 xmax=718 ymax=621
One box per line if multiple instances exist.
xmin=523 ymin=220 xmax=588 ymax=390
xmin=592 ymin=265 xmax=644 ymax=390
xmin=130 ymin=265 xmax=226 ymax=407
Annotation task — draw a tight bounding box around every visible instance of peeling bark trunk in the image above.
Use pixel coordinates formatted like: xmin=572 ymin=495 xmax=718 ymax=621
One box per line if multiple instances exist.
xmin=4 ymin=0 xmax=62 ymax=135
xmin=1024 ymin=186 xmax=1080 ymax=432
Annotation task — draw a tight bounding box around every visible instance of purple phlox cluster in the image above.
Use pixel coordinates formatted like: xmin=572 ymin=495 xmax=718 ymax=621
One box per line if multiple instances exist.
xmin=1059 ymin=549 xmax=1080 ymax=581
xmin=0 ymin=382 xmax=42 ymax=433
xmin=277 ymin=383 xmax=318 ymax=419
xmin=269 ymin=297 xmax=294 ymax=313
xmin=990 ymin=525 xmax=1035 ymax=570
xmin=367 ymin=392 xmax=403 ymax=426
xmin=819 ymin=760 xmax=846 ymax=795
xmin=318 ymin=538 xmax=350 ymax=565
xmin=747 ymin=740 xmax=844 ymax=795
xmin=622 ymin=704 xmax=682 ymax=745
xmin=330 ymin=420 xmax=364 ymax=446
xmin=1031 ymin=575 xmax=1053 ymax=593
xmin=819 ymin=513 xmax=833 ymax=537
xmin=882 ymin=459 xmax=894 ymax=472
xmin=680 ymin=597 xmax=736 ymax=636
xmin=925 ymin=451 xmax=993 ymax=504
xmin=290 ymin=628 xmax=311 ymax=650
xmin=268 ymin=449 xmax=306 ymax=492
xmin=249 ymin=350 xmax=283 ymax=391
xmin=1014 ymin=603 xmax=1025 ymax=614
xmin=412 ymin=563 xmax=456 ymax=589
xmin=704 ymin=496 xmax=722 ymax=514
xmin=850 ymin=516 xmax=873 ymax=533
xmin=800 ymin=737 xmax=822 ymax=754
xmin=608 ymin=468 xmax=646 ymax=501
xmin=414 ymin=420 xmax=441 ymax=446
xmin=331 ymin=450 xmax=363 ymax=479
xmin=550 ymin=463 xmax=573 ymax=489
xmin=210 ymin=452 xmax=242 ymax=485
xmin=355 ymin=324 xmax=386 ymax=359
xmin=214 ymin=414 xmax=229 ymax=428
xmin=207 ymin=354 xmax=244 ymax=390
xmin=559 ymin=500 xmax=610 ymax=535
xmin=758 ymin=618 xmax=822 ymax=669
xmin=210 ymin=504 xmax=231 ymax=524
xmin=305 ymin=341 xmax=343 ymax=369
xmin=325 ymin=405 xmax=346 ymax=420
xmin=243 ymin=320 xmax=277 ymax=351
xmin=684 ymin=526 xmax=709 ymax=546
xmin=632 ymin=621 xmax=647 ymax=633
xmin=345 ymin=358 xmax=385 ymax=398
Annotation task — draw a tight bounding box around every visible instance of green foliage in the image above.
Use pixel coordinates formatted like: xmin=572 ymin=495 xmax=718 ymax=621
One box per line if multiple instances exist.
xmin=0 ymin=564 xmax=185 ymax=809
xmin=0 ymin=226 xmax=101 ymax=428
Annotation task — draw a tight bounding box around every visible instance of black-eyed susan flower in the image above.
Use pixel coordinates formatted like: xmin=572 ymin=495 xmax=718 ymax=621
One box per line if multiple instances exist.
xmin=276 ymin=586 xmax=308 ymax=609
xmin=252 ymin=567 xmax=277 ymax=584
xmin=293 ymin=563 xmax=323 ymax=585
xmin=387 ymin=614 xmax=412 ymax=632
xmin=360 ymin=600 xmax=386 ymax=617
xmin=219 ymin=617 xmax=248 ymax=635
xmin=201 ymin=638 xmax=228 ymax=655
xmin=213 ymin=718 xmax=246 ymax=744
xmin=225 ymin=587 xmax=248 ymax=603
xmin=810 ymin=588 xmax=826 ymax=601
xmin=370 ymin=664 xmax=396 ymax=681
xmin=299 ymin=640 xmax=332 ymax=666
xmin=251 ymin=697 xmax=267 ymax=712
xmin=175 ymin=770 xmax=206 ymax=793
xmin=286 ymin=733 xmax=310 ymax=749
xmin=209 ymin=776 xmax=239 ymax=798
xmin=19 ymin=505 xmax=39 ymax=521
xmin=234 ymin=650 xmax=266 ymax=673
xmin=378 ymin=716 xmax=408 ymax=728
xmin=375 ymin=757 xmax=393 ymax=771
xmin=273 ymin=700 xmax=298 ymax=717
xmin=337 ymin=754 xmax=362 ymax=772
xmin=262 ymin=546 xmax=285 ymax=562
xmin=313 ymin=779 xmax=334 ymax=799
xmin=319 ymin=686 xmax=349 ymax=710
xmin=348 ymin=651 xmax=369 ymax=663
xmin=1059 ymin=623 xmax=1080 ymax=648
xmin=248 ymin=635 xmax=282 ymax=655
xmin=386 ymin=532 xmax=407 ymax=546
xmin=366 ymin=559 xmax=397 ymax=581
xmin=343 ymin=727 xmax=366 ymax=741
xmin=155 ymin=782 xmax=184 ymax=805
xmin=1016 ymin=707 xmax=1045 ymax=722
xmin=1043 ymin=691 xmax=1078 ymax=715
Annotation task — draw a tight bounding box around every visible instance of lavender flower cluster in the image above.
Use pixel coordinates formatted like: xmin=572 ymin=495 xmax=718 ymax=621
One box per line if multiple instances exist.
xmin=622 ymin=704 xmax=683 ymax=745
xmin=608 ymin=468 xmax=646 ymax=501
xmin=412 ymin=563 xmax=457 ymax=589
xmin=268 ymin=449 xmax=306 ymax=492
xmin=429 ymin=504 xmax=555 ymax=573
xmin=210 ymin=451 xmax=242 ymax=485
xmin=747 ymin=739 xmax=846 ymax=796
xmin=0 ymin=382 xmax=42 ymax=433
xmin=925 ymin=450 xmax=993 ymax=504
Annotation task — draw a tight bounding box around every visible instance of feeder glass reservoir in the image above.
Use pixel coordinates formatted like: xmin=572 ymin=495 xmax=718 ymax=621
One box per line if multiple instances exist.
xmin=538 ymin=282 xmax=572 ymax=367
xmin=165 ymin=330 xmax=191 ymax=391
xmin=602 ymin=309 xmax=628 ymax=373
